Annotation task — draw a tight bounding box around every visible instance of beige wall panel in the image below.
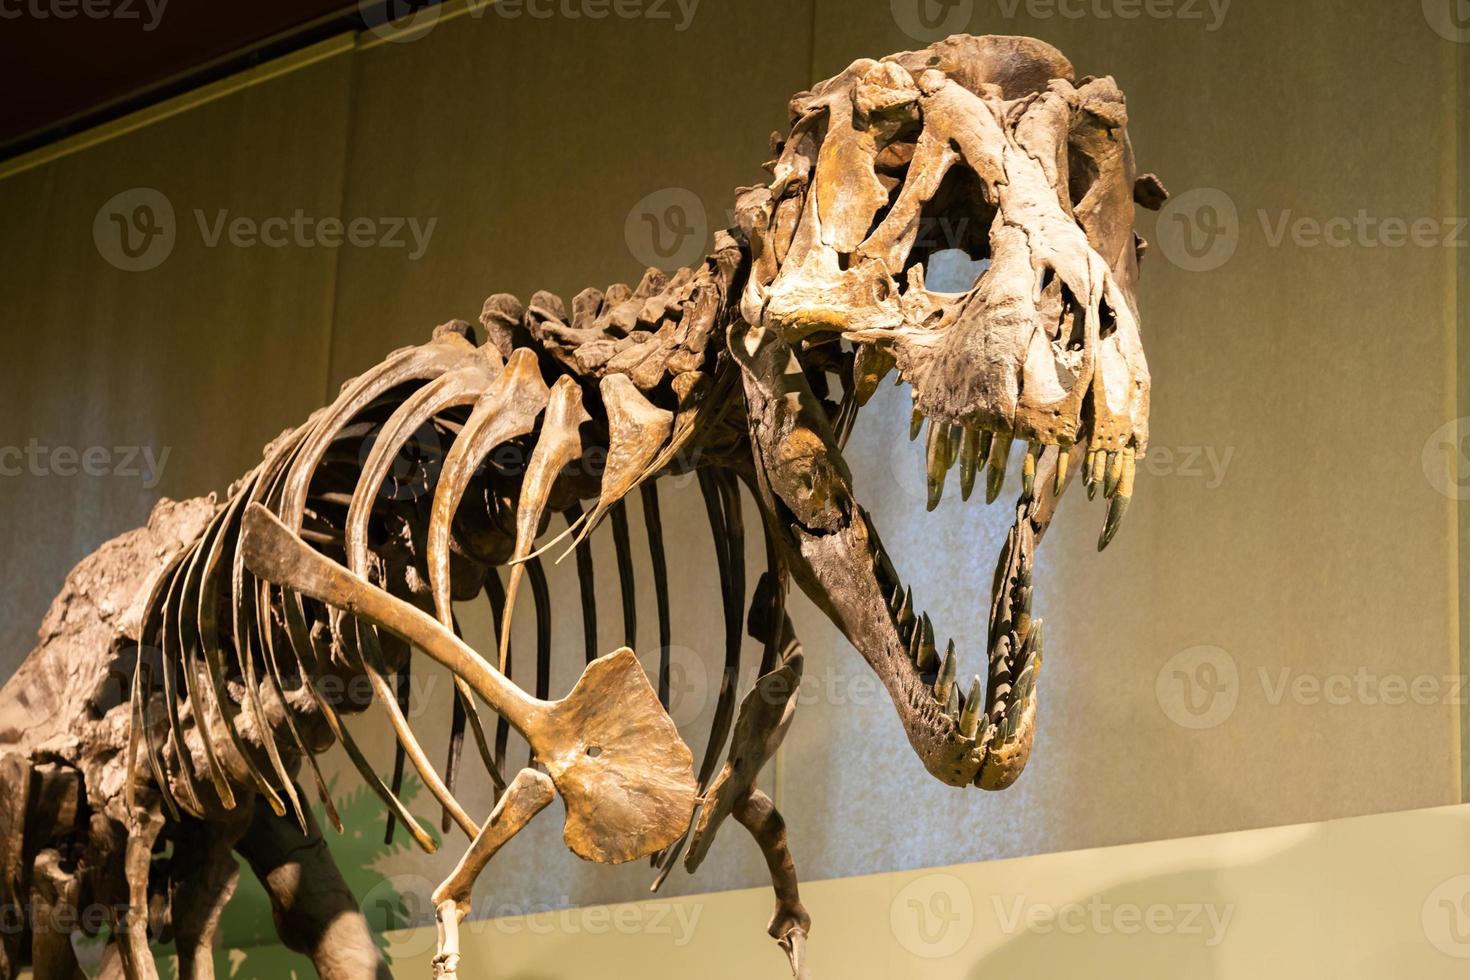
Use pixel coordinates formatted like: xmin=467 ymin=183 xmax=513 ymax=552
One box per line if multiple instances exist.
xmin=325 ymin=0 xmax=818 ymax=917
xmin=0 ymin=52 xmax=355 ymax=675
xmin=775 ymin=0 xmax=1463 ymax=883
xmin=326 ymin=0 xmax=815 ymax=387
xmin=370 ymin=803 xmax=1470 ymax=978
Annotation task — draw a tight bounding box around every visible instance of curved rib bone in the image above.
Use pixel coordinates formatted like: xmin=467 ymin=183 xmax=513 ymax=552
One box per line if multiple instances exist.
xmin=243 ymin=504 xmax=697 ymax=865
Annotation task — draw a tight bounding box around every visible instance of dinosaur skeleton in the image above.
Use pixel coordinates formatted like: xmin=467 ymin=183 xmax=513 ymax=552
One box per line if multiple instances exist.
xmin=0 ymin=34 xmax=1163 ymax=979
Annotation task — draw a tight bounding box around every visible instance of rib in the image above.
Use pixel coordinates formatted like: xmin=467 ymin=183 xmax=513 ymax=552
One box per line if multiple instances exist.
xmin=427 ymin=348 xmax=550 ymax=629
xmin=565 ymin=503 xmax=599 ymax=664
xmin=640 ymin=482 xmax=672 ymax=705
xmin=610 ymin=500 xmax=637 ymax=650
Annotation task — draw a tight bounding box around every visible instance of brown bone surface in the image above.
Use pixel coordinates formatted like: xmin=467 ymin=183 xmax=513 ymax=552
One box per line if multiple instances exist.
xmin=0 ymin=33 xmax=1161 ymax=979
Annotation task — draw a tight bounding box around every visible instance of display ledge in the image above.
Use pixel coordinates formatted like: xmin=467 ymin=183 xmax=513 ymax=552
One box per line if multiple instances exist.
xmin=26 ymin=801 xmax=1470 ymax=978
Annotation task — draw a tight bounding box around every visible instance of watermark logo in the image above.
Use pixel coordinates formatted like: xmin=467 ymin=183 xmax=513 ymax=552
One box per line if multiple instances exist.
xmin=494 ymin=0 xmax=701 ymax=30
xmin=891 ymin=0 xmax=1229 ymax=40
xmin=1422 ymin=418 xmax=1470 ymax=500
xmin=891 ymin=0 xmax=975 ymax=42
xmin=93 ymin=188 xmax=438 ymax=271
xmin=625 ymin=187 xmax=708 ymax=272
xmin=94 ymin=187 xmax=176 ymax=272
xmin=0 ymin=440 xmax=170 ymax=488
xmin=360 ymin=0 xmax=443 ymax=42
xmin=355 ymin=418 xmax=444 ymax=503
xmin=891 ymin=873 xmax=974 ymax=959
xmin=993 ymin=894 xmax=1234 ymax=945
xmin=1424 ymin=875 xmax=1470 ymax=957
xmin=363 ymin=875 xmax=440 ymax=958
xmin=0 ymin=0 xmax=168 ymax=31
xmin=1155 ymin=187 xmax=1239 ymax=273
xmin=640 ymin=644 xmax=711 ymax=727
xmin=1156 ymin=645 xmax=1239 ymax=730
xmin=1424 ymin=0 xmax=1470 ymax=42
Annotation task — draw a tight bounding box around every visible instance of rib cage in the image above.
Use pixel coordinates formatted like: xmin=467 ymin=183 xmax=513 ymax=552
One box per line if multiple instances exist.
xmin=127 ymin=233 xmax=762 ymax=862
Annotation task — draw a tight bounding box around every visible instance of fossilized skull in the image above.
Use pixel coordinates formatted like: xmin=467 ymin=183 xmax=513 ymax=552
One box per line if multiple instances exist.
xmin=732 ymin=35 xmax=1166 ymax=790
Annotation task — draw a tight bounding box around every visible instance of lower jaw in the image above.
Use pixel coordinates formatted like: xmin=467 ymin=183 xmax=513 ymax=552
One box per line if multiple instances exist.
xmin=783 ymin=514 xmax=987 ymax=789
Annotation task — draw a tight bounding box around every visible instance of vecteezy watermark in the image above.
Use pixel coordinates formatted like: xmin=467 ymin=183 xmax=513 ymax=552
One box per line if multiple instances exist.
xmin=625 ymin=187 xmax=709 ymax=272
xmin=891 ymin=874 xmax=975 ymax=959
xmin=890 ymin=0 xmax=1229 ymax=43
xmin=1157 ymin=645 xmax=1470 ymax=731
xmin=363 ymin=876 xmax=704 ymax=959
xmin=0 ymin=440 xmax=170 ymax=489
xmin=992 ymin=894 xmax=1235 ymax=946
xmin=1425 ymin=875 xmax=1470 ymax=957
xmin=1423 ymin=0 xmax=1470 ymax=43
xmin=1156 ymin=187 xmax=1468 ymax=273
xmin=491 ymin=0 xmax=700 ymax=30
xmin=0 ymin=0 xmax=168 ymax=31
xmin=1155 ymin=646 xmax=1239 ymax=729
xmin=2 ymin=898 xmax=123 ymax=936
xmin=193 ymin=209 xmax=437 ymax=260
xmin=362 ymin=0 xmax=700 ymax=43
xmin=359 ymin=0 xmax=443 ymax=42
xmin=93 ymin=187 xmax=177 ymax=272
xmin=1257 ymin=210 xmax=1469 ymax=251
xmin=1154 ymin=188 xmax=1240 ymax=273
xmin=93 ymin=188 xmax=438 ymax=272
xmin=1421 ymin=418 xmax=1470 ymax=501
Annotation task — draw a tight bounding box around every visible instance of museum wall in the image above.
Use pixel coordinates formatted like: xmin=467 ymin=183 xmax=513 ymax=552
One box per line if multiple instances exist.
xmin=0 ymin=0 xmax=1466 ymax=967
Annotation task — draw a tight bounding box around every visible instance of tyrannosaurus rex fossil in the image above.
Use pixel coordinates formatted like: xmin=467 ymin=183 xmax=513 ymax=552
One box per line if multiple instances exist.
xmin=0 ymin=33 xmax=1163 ymax=980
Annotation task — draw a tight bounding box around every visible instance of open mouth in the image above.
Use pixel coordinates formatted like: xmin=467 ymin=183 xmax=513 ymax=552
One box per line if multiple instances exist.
xmin=859 ymin=379 xmax=1049 ymax=791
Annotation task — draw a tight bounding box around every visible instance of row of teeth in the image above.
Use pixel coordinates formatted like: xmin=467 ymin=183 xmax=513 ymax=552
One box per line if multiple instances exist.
xmin=873 ymin=543 xmax=1040 ymax=750
xmin=908 ymin=408 xmax=1137 ymax=552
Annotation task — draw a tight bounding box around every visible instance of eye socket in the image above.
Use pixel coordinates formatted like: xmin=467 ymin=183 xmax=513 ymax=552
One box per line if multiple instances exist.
xmin=587 ymin=746 xmax=603 ymax=758
xmin=924 ymin=249 xmax=990 ymax=293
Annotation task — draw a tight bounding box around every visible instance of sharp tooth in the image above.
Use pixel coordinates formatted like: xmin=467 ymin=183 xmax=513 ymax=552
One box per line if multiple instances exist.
xmin=1088 ymin=449 xmax=1106 ymax=501
xmin=946 ymin=683 xmax=961 ymax=718
xmin=1098 ymin=451 xmax=1135 ymax=551
xmin=959 ymin=427 xmax=981 ymax=501
xmin=889 ymin=583 xmax=905 ymax=614
xmin=910 ymin=408 xmax=925 ymax=441
xmin=925 ymin=421 xmax=951 ymax=511
xmin=985 ymin=431 xmax=1014 ymax=504
xmin=959 ymin=676 xmax=983 ymax=738
xmin=933 ymin=640 xmax=957 ymax=704
xmin=1021 ymin=441 xmax=1041 ymax=500
xmin=914 ymin=613 xmax=937 ymax=671
xmin=1055 ymin=447 xmax=1069 ymax=496
xmin=1104 ymin=450 xmax=1123 ymax=499
xmin=896 ymin=586 xmax=916 ymax=640
xmin=1019 ymin=619 xmax=1042 ymax=665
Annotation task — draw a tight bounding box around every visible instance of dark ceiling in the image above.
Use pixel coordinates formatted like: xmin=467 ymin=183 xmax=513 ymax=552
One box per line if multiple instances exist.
xmin=0 ymin=1 xmax=438 ymax=161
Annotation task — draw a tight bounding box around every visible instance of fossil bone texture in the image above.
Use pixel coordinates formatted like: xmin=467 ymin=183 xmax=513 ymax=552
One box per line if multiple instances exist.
xmin=0 ymin=34 xmax=1164 ymax=980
